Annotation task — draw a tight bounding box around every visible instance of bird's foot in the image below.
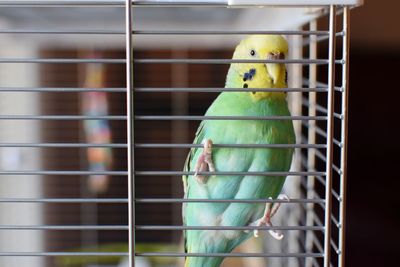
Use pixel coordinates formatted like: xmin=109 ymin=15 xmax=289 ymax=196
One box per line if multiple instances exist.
xmin=253 ymin=194 xmax=289 ymax=240
xmin=194 ymin=139 xmax=215 ymax=184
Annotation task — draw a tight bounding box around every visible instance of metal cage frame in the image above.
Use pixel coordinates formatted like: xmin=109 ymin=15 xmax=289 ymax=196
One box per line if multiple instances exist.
xmin=126 ymin=2 xmax=353 ymax=267
xmin=0 ymin=0 xmax=361 ymax=267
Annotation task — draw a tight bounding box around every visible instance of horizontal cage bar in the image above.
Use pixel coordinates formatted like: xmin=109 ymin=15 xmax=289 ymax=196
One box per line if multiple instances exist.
xmin=0 ymin=30 xmax=328 ymax=36
xmin=0 ymin=58 xmax=125 ymax=64
xmin=302 ymin=31 xmax=345 ymax=46
xmin=0 ymin=143 xmax=127 ymax=148
xmin=135 ymin=143 xmax=325 ymax=149
xmin=135 ymin=87 xmax=328 ymax=93
xmin=135 ymin=225 xmax=324 ymax=231
xmin=308 ymin=231 xmax=324 ymax=253
xmin=0 ymin=87 xmax=126 ymax=92
xmin=332 ymin=214 xmax=340 ymax=229
xmin=143 ymin=170 xmax=327 ymax=177
xmin=0 ymin=225 xmax=128 ymax=230
xmin=300 ymin=164 xmax=342 ymax=202
xmin=315 ymin=239 xmax=325 ymax=255
xmin=302 ymin=122 xmax=343 ymax=147
xmin=0 ymin=115 xmax=329 ymax=121
xmin=134 ymin=59 xmax=343 ymax=65
xmin=314 ymin=149 xmax=342 ymax=174
xmin=302 ymin=97 xmax=343 ymax=119
xmin=0 ymin=1 xmax=127 ymax=6
xmin=313 ymin=211 xmax=324 ymax=229
xmin=0 ymin=115 xmax=126 ymax=120
xmin=0 ymin=1 xmax=361 ymax=7
xmin=331 ymin=239 xmax=340 ymax=255
xmin=332 ymin=188 xmax=342 ymax=201
xmin=0 ymin=171 xmax=127 ymax=175
xmin=304 ymin=208 xmax=324 ymax=229
xmin=302 ymin=79 xmax=343 ymax=92
xmin=135 ymin=252 xmax=324 ymax=258
xmin=0 ymin=29 xmax=125 ymax=34
xmin=301 ymin=184 xmax=340 ymax=229
xmin=0 ymin=58 xmax=345 ymax=65
xmin=0 ymin=198 xmax=128 ymax=203
xmin=135 ymin=198 xmax=325 ymax=204
xmin=131 ymin=2 xmax=354 ymax=7
xmin=0 ymin=87 xmax=328 ymax=93
xmin=0 ymin=252 xmax=128 ymax=257
xmin=134 ymin=115 xmax=326 ymax=121
xmin=132 ymin=30 xmax=329 ymax=35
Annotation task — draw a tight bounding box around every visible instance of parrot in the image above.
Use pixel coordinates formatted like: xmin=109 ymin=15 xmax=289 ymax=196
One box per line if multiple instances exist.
xmin=182 ymin=35 xmax=295 ymax=267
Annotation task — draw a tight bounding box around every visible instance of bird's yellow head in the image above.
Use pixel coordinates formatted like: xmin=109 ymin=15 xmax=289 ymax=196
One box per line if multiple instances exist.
xmin=226 ymin=35 xmax=289 ymax=101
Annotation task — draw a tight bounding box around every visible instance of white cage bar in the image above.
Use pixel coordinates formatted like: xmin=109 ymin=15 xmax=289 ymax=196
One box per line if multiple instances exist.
xmin=0 ymin=1 xmax=361 ymax=267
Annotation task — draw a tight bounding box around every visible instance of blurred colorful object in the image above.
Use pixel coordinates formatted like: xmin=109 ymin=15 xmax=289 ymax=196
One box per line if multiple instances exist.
xmin=81 ymin=57 xmax=112 ymax=194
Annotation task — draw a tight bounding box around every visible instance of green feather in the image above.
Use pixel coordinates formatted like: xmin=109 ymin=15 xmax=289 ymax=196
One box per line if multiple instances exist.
xmin=183 ymin=35 xmax=295 ymax=267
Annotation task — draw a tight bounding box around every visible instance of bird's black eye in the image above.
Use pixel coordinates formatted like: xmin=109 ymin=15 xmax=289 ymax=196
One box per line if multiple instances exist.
xmin=250 ymin=50 xmax=256 ymax=56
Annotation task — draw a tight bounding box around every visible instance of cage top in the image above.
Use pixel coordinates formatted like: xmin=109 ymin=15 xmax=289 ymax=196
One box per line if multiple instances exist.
xmin=0 ymin=0 xmax=364 ymax=6
xmin=0 ymin=6 xmax=332 ymax=49
xmin=0 ymin=0 xmax=362 ymax=49
xmin=227 ymin=0 xmax=363 ymax=6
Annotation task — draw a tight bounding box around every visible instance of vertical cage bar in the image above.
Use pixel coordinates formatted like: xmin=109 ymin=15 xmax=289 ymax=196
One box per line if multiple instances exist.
xmin=287 ymin=32 xmax=304 ymax=267
xmin=125 ymin=0 xmax=135 ymax=266
xmin=338 ymin=7 xmax=350 ymax=267
xmin=324 ymin=5 xmax=337 ymax=267
xmin=305 ymin=18 xmax=318 ymax=267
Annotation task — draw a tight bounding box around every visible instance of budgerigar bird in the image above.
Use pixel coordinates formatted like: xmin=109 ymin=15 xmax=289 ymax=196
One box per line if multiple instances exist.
xmin=182 ymin=35 xmax=295 ymax=267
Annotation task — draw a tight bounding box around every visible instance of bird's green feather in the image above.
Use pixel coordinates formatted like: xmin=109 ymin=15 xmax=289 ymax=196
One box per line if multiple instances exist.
xmin=183 ymin=35 xmax=295 ymax=267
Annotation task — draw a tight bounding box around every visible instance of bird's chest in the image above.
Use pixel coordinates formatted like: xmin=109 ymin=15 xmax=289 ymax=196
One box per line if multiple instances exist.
xmin=201 ymin=120 xmax=289 ymax=196
xmin=210 ymin=119 xmax=288 ymax=166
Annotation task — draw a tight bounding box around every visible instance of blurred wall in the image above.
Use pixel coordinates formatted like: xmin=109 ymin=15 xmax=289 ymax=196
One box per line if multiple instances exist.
xmin=0 ymin=35 xmax=44 ymax=267
xmin=345 ymin=1 xmax=400 ymax=266
xmin=352 ymin=0 xmax=400 ymax=50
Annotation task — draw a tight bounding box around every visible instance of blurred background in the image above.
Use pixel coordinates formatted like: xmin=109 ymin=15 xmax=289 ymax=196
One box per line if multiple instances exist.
xmin=0 ymin=1 xmax=397 ymax=267
xmin=346 ymin=1 xmax=400 ymax=266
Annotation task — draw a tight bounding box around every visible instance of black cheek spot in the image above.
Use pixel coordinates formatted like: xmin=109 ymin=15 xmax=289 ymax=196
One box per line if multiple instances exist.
xmin=243 ymin=83 xmax=248 ymax=88
xmin=243 ymin=77 xmax=247 ymax=82
xmin=285 ymin=70 xmax=288 ymax=84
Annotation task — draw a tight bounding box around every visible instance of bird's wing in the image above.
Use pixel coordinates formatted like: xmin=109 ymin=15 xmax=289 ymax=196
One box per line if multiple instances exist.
xmin=182 ymin=121 xmax=206 ymax=198
xmin=182 ymin=120 xmax=206 ymax=254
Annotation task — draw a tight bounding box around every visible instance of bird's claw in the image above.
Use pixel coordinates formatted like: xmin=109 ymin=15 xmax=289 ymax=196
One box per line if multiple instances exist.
xmin=253 ymin=194 xmax=289 ymax=240
xmin=194 ymin=139 xmax=215 ymax=184
xmin=278 ymin=194 xmax=290 ymax=202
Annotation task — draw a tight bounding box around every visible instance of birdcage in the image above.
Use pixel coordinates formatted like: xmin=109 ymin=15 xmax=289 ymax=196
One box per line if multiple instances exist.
xmin=0 ymin=0 xmax=362 ymax=267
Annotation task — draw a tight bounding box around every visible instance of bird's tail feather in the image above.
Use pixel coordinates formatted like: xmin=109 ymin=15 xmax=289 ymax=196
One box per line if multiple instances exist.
xmin=184 ymin=245 xmax=224 ymax=267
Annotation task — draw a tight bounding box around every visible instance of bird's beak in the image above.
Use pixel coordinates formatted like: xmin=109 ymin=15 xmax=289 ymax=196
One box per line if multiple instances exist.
xmin=266 ymin=52 xmax=285 ymax=85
